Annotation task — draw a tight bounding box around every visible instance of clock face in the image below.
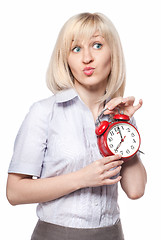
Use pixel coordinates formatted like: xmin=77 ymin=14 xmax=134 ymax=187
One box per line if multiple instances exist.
xmin=106 ymin=122 xmax=140 ymax=158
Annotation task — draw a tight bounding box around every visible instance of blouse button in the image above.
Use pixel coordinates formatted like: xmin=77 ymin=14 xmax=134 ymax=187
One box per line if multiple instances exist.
xmin=91 ymin=143 xmax=97 ymax=148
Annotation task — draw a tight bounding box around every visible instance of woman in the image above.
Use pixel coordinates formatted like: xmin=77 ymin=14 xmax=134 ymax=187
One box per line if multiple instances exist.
xmin=7 ymin=12 xmax=147 ymax=240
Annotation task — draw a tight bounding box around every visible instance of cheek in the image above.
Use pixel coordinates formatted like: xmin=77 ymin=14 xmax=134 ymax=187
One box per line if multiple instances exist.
xmin=68 ymin=56 xmax=77 ymax=74
xmin=68 ymin=58 xmax=82 ymax=80
xmin=103 ymin=47 xmax=111 ymax=69
xmin=101 ymin=55 xmax=111 ymax=76
xmin=67 ymin=56 xmax=73 ymax=71
xmin=104 ymin=53 xmax=111 ymax=67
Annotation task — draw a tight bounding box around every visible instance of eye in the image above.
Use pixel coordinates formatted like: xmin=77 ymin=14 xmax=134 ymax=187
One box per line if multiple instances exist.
xmin=72 ymin=46 xmax=81 ymax=53
xmin=93 ymin=43 xmax=103 ymax=49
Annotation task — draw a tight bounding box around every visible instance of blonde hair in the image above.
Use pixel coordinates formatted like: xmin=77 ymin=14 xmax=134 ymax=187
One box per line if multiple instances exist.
xmin=46 ymin=12 xmax=126 ymax=102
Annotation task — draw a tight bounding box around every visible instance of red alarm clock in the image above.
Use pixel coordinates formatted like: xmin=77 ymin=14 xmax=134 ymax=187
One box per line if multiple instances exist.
xmin=95 ymin=110 xmax=141 ymax=162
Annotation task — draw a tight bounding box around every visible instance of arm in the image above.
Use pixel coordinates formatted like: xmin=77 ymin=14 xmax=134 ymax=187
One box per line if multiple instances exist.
xmin=7 ymin=171 xmax=83 ymax=205
xmin=120 ymin=154 xmax=147 ymax=199
xmin=104 ymin=96 xmax=147 ymax=199
xmin=7 ymin=154 xmax=123 ymax=206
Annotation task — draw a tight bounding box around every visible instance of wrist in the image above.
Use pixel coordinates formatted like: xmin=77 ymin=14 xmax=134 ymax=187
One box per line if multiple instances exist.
xmin=71 ymin=169 xmax=87 ymax=190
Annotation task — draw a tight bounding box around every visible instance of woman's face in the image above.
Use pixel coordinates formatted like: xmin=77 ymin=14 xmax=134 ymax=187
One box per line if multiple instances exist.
xmin=67 ymin=32 xmax=111 ymax=91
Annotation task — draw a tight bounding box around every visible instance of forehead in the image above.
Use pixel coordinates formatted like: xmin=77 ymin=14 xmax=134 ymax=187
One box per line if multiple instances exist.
xmin=64 ymin=17 xmax=109 ymax=52
xmin=72 ymin=32 xmax=105 ymax=45
xmin=69 ymin=18 xmax=106 ymax=42
xmin=72 ymin=33 xmax=108 ymax=51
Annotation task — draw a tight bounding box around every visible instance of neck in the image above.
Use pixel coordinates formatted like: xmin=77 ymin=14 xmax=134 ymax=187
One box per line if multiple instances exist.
xmin=74 ymin=82 xmax=106 ymax=121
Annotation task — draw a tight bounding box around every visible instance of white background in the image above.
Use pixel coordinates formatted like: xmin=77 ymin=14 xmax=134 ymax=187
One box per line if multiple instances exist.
xmin=0 ymin=0 xmax=160 ymax=239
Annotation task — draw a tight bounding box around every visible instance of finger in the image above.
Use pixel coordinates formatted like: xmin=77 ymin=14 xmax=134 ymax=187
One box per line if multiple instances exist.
xmin=104 ymin=97 xmax=123 ymax=112
xmin=133 ymin=99 xmax=143 ymax=112
xmin=103 ymin=109 xmax=115 ymax=115
xmin=104 ymin=160 xmax=124 ymax=171
xmin=121 ymin=96 xmax=135 ymax=105
xmin=102 ymin=166 xmax=122 ymax=179
xmin=103 ymin=175 xmax=122 ymax=185
xmin=102 ymin=154 xmax=122 ymax=165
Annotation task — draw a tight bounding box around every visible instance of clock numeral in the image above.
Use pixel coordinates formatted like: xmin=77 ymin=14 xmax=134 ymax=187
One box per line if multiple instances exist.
xmin=126 ymin=149 xmax=130 ymax=154
xmin=133 ymin=139 xmax=136 ymax=143
xmin=114 ymin=149 xmax=118 ymax=153
xmin=120 ymin=151 xmax=123 ymax=155
xmin=110 ymin=131 xmax=114 ymax=136
xmin=121 ymin=126 xmax=124 ymax=130
xmin=131 ymin=133 xmax=135 ymax=137
xmin=126 ymin=128 xmax=130 ymax=132
xmin=109 ymin=144 xmax=113 ymax=148
xmin=131 ymin=145 xmax=134 ymax=150
xmin=108 ymin=137 xmax=113 ymax=142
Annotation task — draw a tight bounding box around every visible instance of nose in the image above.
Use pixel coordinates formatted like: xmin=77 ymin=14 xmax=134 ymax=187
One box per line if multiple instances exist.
xmin=82 ymin=48 xmax=94 ymax=64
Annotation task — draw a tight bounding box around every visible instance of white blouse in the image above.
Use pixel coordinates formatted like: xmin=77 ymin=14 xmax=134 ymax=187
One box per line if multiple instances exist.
xmin=8 ymin=88 xmax=137 ymax=228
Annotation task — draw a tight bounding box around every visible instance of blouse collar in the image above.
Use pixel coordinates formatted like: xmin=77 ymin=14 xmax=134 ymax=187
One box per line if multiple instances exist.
xmin=55 ymin=88 xmax=78 ymax=103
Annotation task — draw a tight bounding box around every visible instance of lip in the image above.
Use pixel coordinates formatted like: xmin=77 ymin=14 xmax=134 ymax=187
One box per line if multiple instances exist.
xmin=83 ymin=67 xmax=95 ymax=76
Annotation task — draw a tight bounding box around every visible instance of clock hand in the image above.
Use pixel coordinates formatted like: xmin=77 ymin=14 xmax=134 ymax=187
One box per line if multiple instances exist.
xmin=115 ymin=141 xmax=122 ymax=152
xmin=117 ymin=127 xmax=123 ymax=140
xmin=122 ymin=136 xmax=126 ymax=142
xmin=115 ymin=136 xmax=126 ymax=152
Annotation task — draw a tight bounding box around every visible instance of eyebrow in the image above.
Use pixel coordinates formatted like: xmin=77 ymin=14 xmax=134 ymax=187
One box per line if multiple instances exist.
xmin=92 ymin=34 xmax=101 ymax=37
xmin=91 ymin=35 xmax=105 ymax=41
xmin=72 ymin=34 xmax=101 ymax=41
xmin=71 ymin=35 xmax=103 ymax=45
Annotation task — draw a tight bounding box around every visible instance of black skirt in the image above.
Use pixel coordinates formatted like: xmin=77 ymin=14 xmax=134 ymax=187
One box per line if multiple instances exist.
xmin=31 ymin=219 xmax=124 ymax=240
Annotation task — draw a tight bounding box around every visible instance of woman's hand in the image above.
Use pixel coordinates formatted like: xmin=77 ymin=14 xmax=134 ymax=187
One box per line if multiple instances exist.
xmin=104 ymin=96 xmax=143 ymax=118
xmin=79 ymin=154 xmax=123 ymax=188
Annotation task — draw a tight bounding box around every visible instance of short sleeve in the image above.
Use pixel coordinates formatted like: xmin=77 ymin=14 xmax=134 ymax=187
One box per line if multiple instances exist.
xmin=8 ymin=101 xmax=50 ymax=177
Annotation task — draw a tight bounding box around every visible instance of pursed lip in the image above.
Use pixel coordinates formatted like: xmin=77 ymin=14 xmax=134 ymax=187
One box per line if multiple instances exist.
xmin=83 ymin=67 xmax=95 ymax=71
xmin=83 ymin=67 xmax=95 ymax=76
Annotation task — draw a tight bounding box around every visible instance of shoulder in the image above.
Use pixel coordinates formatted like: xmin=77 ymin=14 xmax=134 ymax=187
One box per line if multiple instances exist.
xmin=31 ymin=95 xmax=56 ymax=110
xmin=27 ymin=88 xmax=78 ymax=121
xmin=22 ymin=95 xmax=56 ymax=126
xmin=29 ymin=95 xmax=56 ymax=115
